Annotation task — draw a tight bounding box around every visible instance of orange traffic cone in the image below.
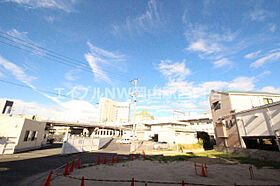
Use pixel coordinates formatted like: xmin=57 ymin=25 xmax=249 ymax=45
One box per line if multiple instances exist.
xmin=77 ymin=158 xmax=81 ymax=169
xmin=131 ymin=154 xmax=133 ymax=161
xmin=182 ymin=180 xmax=184 ymax=186
xmin=63 ymin=162 xmax=69 ymax=175
xmin=43 ymin=170 xmax=52 ymax=186
xmin=116 ymin=155 xmax=119 ymax=163
xmin=97 ymin=155 xmax=100 ymax=164
xmin=70 ymin=160 xmax=74 ymax=172
xmin=111 ymin=155 xmax=114 ymax=163
xmin=131 ymin=177 xmax=134 ymax=186
xmin=80 ymin=176 xmax=85 ymax=186
xmin=201 ymin=166 xmax=206 ymax=177
xmin=103 ymin=155 xmax=107 ymax=164
xmin=143 ymin=152 xmax=146 ymax=159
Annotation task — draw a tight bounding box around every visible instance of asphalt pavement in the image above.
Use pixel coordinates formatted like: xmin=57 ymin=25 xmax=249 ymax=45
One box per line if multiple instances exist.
xmin=0 ymin=140 xmax=132 ymax=186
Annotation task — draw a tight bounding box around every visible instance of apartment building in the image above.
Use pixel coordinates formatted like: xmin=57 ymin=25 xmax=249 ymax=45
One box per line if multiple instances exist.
xmin=98 ymin=98 xmax=130 ymax=123
xmin=209 ymin=90 xmax=280 ymax=148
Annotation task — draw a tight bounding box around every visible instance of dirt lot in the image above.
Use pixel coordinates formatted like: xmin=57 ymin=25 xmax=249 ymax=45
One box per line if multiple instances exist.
xmin=22 ymin=156 xmax=280 ymax=186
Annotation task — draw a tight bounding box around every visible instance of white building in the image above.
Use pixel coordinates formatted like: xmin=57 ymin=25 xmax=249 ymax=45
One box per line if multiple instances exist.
xmin=0 ymin=114 xmax=48 ymax=154
xmin=233 ymin=101 xmax=280 ymax=151
xmin=209 ymin=90 xmax=280 ymax=148
xmin=98 ymin=98 xmax=130 ymax=124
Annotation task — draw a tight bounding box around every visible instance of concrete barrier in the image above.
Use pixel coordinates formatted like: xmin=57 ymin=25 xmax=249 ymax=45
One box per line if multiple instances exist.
xmin=61 ymin=136 xmax=112 ymax=154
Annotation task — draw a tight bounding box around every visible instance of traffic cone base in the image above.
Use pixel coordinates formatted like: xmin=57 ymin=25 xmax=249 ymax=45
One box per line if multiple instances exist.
xmin=131 ymin=177 xmax=134 ymax=186
xmin=77 ymin=158 xmax=81 ymax=169
xmin=111 ymin=155 xmax=114 ymax=163
xmin=43 ymin=170 xmax=53 ymax=186
xmin=116 ymin=155 xmax=119 ymax=163
xmin=201 ymin=166 xmax=206 ymax=177
xmin=80 ymin=176 xmax=85 ymax=186
xmin=64 ymin=162 xmax=69 ymax=175
xmin=70 ymin=160 xmax=74 ymax=172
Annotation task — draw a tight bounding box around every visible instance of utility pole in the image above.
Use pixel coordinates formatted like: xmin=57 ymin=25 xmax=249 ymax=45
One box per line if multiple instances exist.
xmin=130 ymin=78 xmax=139 ymax=152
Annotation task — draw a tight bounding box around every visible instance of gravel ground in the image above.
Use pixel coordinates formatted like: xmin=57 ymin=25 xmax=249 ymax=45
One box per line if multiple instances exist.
xmin=22 ymin=157 xmax=280 ymax=186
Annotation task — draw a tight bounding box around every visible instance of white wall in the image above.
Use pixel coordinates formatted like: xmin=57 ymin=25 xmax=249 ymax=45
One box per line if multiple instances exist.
xmin=0 ymin=115 xmax=47 ymax=154
xmin=61 ymin=136 xmax=112 ymax=154
xmin=236 ymin=103 xmax=280 ymax=138
xmin=230 ymin=94 xmax=280 ymax=113
xmin=158 ymin=129 xmax=198 ymax=144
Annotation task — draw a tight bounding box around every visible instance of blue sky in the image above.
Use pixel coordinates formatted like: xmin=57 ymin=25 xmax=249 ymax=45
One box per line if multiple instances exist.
xmin=0 ymin=0 xmax=280 ymax=119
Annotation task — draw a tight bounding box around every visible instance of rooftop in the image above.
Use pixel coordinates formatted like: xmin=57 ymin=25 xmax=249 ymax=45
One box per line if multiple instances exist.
xmin=212 ymin=90 xmax=280 ymax=96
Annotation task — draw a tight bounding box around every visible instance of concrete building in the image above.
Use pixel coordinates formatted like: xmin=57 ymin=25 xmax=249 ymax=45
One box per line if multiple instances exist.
xmin=0 ymin=114 xmax=48 ymax=154
xmin=176 ymin=112 xmax=214 ymax=136
xmin=98 ymin=98 xmax=130 ymax=123
xmin=209 ymin=90 xmax=280 ymax=148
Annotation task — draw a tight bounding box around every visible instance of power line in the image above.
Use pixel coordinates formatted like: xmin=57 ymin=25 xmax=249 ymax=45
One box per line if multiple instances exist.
xmin=0 ymin=31 xmax=131 ymax=80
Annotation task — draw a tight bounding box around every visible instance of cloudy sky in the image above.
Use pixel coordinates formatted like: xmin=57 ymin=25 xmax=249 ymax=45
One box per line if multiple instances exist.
xmin=0 ymin=0 xmax=279 ymax=118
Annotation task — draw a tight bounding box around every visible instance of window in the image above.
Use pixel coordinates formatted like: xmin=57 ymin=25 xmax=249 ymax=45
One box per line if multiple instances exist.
xmin=263 ymin=98 xmax=273 ymax=105
xmin=30 ymin=131 xmax=38 ymax=141
xmin=24 ymin=131 xmax=30 ymax=141
xmin=212 ymin=101 xmax=221 ymax=111
xmin=31 ymin=131 xmax=37 ymax=141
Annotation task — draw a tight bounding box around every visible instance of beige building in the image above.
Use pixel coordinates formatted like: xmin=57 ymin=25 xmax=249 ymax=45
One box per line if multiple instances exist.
xmin=98 ymin=98 xmax=130 ymax=123
xmin=209 ymin=90 xmax=280 ymax=148
xmin=135 ymin=110 xmax=154 ymax=122
xmin=0 ymin=114 xmax=48 ymax=154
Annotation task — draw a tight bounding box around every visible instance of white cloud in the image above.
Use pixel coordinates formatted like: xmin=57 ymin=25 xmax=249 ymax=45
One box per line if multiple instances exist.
xmin=85 ymin=53 xmax=111 ymax=84
xmin=87 ymin=42 xmax=125 ymax=63
xmin=212 ymin=58 xmax=231 ymax=68
xmin=257 ymin=70 xmax=271 ymax=78
xmin=6 ymin=29 xmax=44 ymax=55
xmin=158 ymin=59 xmax=191 ymax=81
xmin=85 ymin=42 xmax=126 ymax=84
xmin=269 ymin=23 xmax=276 ymax=32
xmin=184 ymin=24 xmax=239 ymax=68
xmin=228 ymin=77 xmax=255 ymax=91
xmin=65 ymin=69 xmax=80 ymax=81
xmin=250 ymin=50 xmax=280 ymax=68
xmin=112 ymin=0 xmax=162 ymax=36
xmin=4 ymin=0 xmax=77 ymax=12
xmin=0 ymin=54 xmax=37 ymax=88
xmin=249 ymin=8 xmax=272 ymax=22
xmin=245 ymin=50 xmax=262 ymax=59
xmin=187 ymin=39 xmax=221 ymax=54
xmin=261 ymin=86 xmax=280 ymax=94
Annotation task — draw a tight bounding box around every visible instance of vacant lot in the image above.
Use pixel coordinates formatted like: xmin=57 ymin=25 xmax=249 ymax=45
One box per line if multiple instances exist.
xmin=22 ymin=151 xmax=280 ymax=186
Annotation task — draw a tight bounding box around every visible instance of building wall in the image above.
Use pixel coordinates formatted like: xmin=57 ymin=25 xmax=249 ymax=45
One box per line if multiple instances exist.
xmin=158 ymin=129 xmax=197 ymax=144
xmin=230 ymin=95 xmax=280 ymax=113
xmin=236 ymin=103 xmax=280 ymax=148
xmin=210 ymin=92 xmax=232 ymax=124
xmin=116 ymin=102 xmax=130 ymax=123
xmin=210 ymin=91 xmax=280 ymax=148
xmin=0 ymin=115 xmax=47 ymax=154
xmin=15 ymin=118 xmax=47 ymax=152
xmin=0 ymin=115 xmax=24 ymax=154
xmin=99 ymin=98 xmax=130 ymax=123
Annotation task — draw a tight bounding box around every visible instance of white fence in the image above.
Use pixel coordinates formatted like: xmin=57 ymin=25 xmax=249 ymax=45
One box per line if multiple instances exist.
xmin=61 ymin=136 xmax=112 ymax=155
